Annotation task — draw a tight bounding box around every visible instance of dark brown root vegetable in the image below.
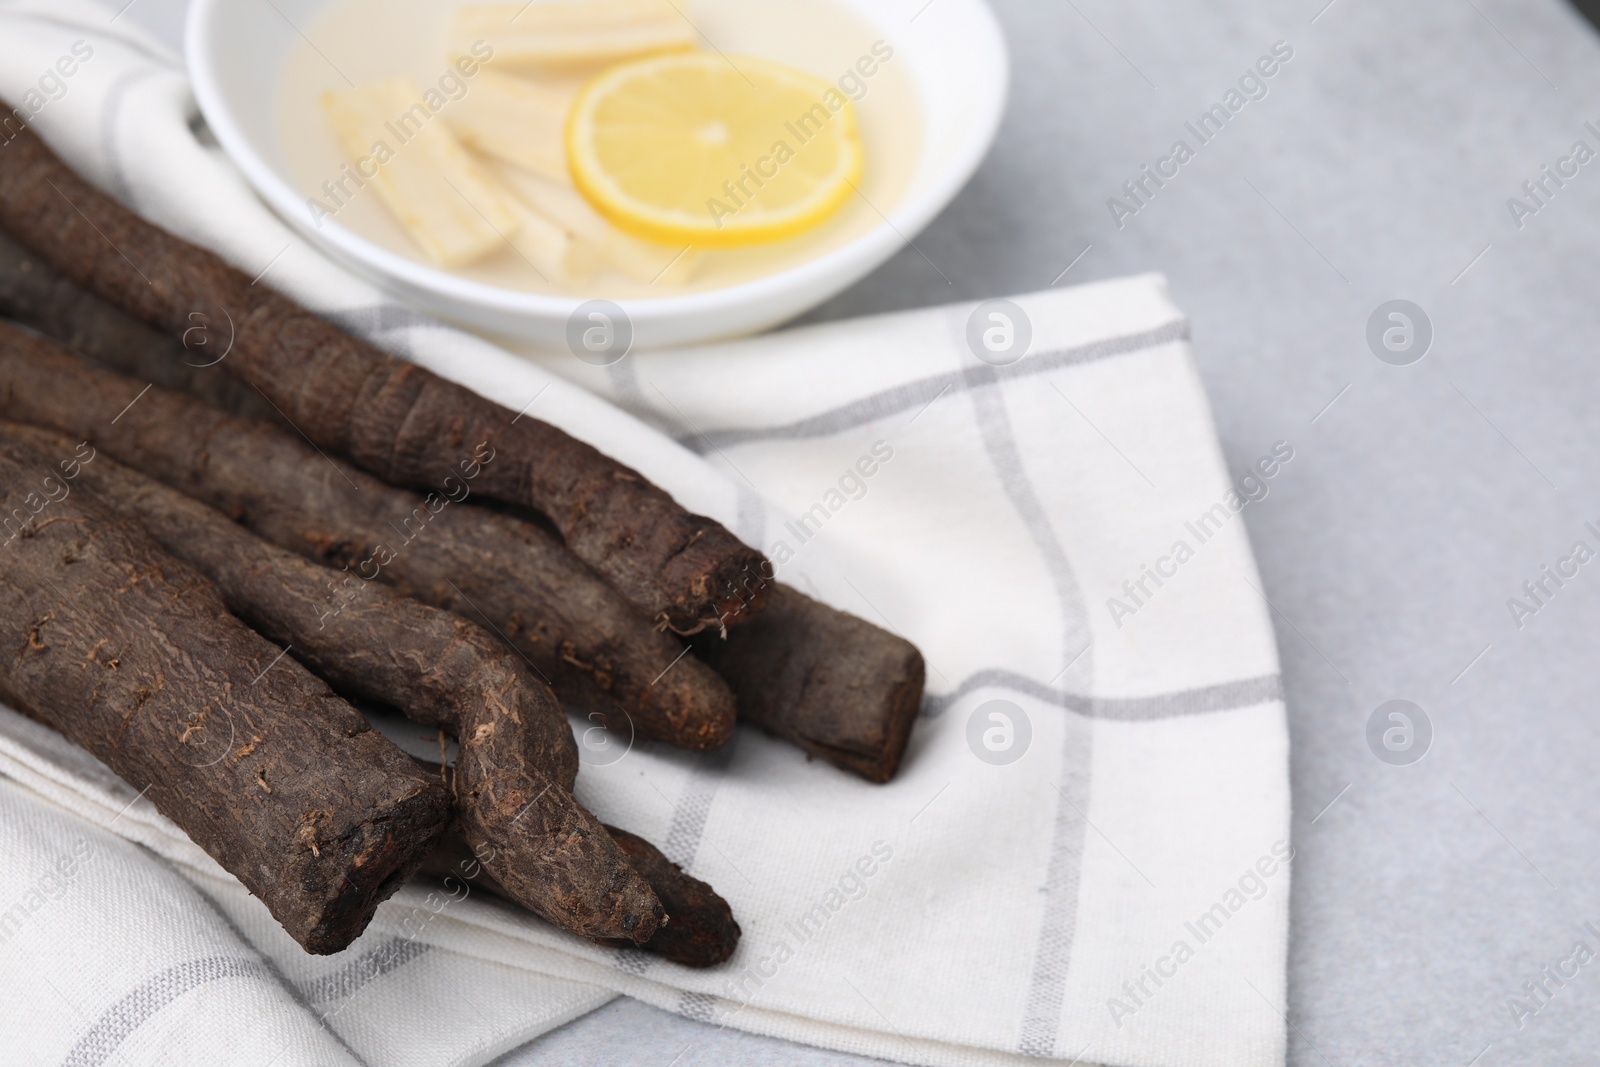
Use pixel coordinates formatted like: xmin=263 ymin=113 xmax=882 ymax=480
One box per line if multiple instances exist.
xmin=6 ymin=420 xmax=665 ymax=944
xmin=0 ymin=320 xmax=737 ymax=752
xmin=420 ymin=816 xmax=740 ymax=968
xmin=0 ymin=226 xmax=280 ymax=423
xmin=0 ymin=430 xmax=449 ymax=954
xmin=694 ymin=584 xmax=926 ymax=783
xmin=595 ymin=825 xmax=741 ymax=967
xmin=0 ymin=315 xmax=926 ymax=780
xmin=0 ymin=123 xmax=768 ymax=634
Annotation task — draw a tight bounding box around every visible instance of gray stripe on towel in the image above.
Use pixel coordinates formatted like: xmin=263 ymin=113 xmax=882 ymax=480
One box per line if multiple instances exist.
xmin=963 ymin=370 xmax=1096 ymax=1059
xmin=61 ymin=955 xmax=276 ymax=1067
xmin=612 ymin=948 xmax=653 ymax=976
xmin=678 ymin=990 xmax=719 ymax=1023
xmin=1017 ymin=717 xmax=1092 ymax=1060
xmin=605 ymin=356 xmax=652 ymax=416
xmin=922 ymin=671 xmax=1284 ymax=722
xmin=328 ymin=303 xmax=440 ymax=337
xmin=676 ymin=320 xmax=1189 ymax=453
xmin=662 ymin=767 xmax=724 ymax=872
xmin=295 ymin=936 xmax=432 ymax=1005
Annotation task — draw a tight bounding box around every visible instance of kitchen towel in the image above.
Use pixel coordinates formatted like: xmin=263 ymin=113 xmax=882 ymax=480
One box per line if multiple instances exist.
xmin=0 ymin=3 xmax=1291 ymax=1065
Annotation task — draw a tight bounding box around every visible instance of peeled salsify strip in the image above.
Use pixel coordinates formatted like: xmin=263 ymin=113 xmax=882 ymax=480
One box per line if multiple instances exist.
xmin=447 ymin=71 xmax=572 ymax=182
xmin=458 ymin=143 xmax=600 ymax=286
xmin=496 ymin=162 xmax=704 ymax=285
xmin=485 ymin=171 xmax=602 ymax=285
xmin=451 ymin=0 xmax=696 ymax=70
xmin=321 ymin=79 xmax=519 ymax=267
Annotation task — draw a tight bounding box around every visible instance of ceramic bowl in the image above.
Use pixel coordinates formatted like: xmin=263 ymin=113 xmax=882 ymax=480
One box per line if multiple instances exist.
xmin=186 ymin=0 xmax=1008 ymax=347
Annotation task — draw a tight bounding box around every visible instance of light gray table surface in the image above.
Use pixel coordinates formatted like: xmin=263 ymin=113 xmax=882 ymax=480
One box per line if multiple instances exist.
xmin=125 ymin=1 xmax=1600 ymax=1063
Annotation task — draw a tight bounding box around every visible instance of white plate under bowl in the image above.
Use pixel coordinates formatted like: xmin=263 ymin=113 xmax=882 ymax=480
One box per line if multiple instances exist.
xmin=185 ymin=0 xmax=1008 ymax=349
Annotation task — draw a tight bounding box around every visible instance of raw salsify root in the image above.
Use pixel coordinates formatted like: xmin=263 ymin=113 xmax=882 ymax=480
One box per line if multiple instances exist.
xmin=0 ymin=123 xmax=769 ymax=634
xmin=0 ymin=321 xmax=738 ymax=753
xmin=6 ymin=420 xmax=666 ymax=944
xmin=0 ymin=428 xmax=450 ymax=954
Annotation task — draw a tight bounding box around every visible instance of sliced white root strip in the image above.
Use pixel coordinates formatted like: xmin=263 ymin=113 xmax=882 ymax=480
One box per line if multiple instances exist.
xmin=497 ymin=164 xmax=704 ymax=284
xmin=321 ymin=79 xmax=520 ymax=267
xmin=451 ymin=1 xmax=696 ymax=70
xmin=447 ymin=71 xmax=572 ymax=182
xmin=505 ymin=198 xmax=601 ymax=286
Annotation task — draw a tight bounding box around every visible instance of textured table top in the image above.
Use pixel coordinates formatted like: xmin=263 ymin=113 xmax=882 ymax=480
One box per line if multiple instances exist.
xmin=126 ymin=0 xmax=1600 ymax=1063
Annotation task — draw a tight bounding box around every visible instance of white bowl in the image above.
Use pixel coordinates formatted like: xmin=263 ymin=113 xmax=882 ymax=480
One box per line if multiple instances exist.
xmin=185 ymin=0 xmax=1008 ymax=349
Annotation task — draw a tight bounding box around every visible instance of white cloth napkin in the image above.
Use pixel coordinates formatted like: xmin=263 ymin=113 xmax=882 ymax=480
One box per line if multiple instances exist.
xmin=0 ymin=3 xmax=1292 ymax=1065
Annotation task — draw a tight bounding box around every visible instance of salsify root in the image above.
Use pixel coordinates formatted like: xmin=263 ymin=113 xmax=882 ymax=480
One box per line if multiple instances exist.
xmin=0 ymin=313 xmax=927 ymax=780
xmin=0 ymin=429 xmax=449 ymax=954
xmin=419 ymin=799 xmax=741 ymax=968
xmin=0 ymin=320 xmax=737 ymax=752
xmin=0 ymin=226 xmax=281 ymax=424
xmin=0 ymin=124 xmax=769 ymax=634
xmin=694 ymin=583 xmax=926 ymax=783
xmin=5 ymin=419 xmax=668 ymax=944
xmin=595 ymin=825 xmax=741 ymax=967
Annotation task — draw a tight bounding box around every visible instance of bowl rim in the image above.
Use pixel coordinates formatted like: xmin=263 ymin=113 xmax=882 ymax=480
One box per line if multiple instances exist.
xmin=184 ymin=0 xmax=1009 ymax=324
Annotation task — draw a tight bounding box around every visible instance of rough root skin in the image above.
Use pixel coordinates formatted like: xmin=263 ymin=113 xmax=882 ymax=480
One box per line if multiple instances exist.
xmin=596 ymin=825 xmax=741 ymax=967
xmin=12 ymin=422 xmax=664 ymax=943
xmin=0 ymin=124 xmax=770 ymax=632
xmin=0 ymin=322 xmax=737 ymax=753
xmin=0 ymin=227 xmax=282 ymax=424
xmin=0 ymin=429 xmax=449 ymax=954
xmin=418 ymin=819 xmax=739 ymax=967
xmin=694 ymin=584 xmax=926 ymax=783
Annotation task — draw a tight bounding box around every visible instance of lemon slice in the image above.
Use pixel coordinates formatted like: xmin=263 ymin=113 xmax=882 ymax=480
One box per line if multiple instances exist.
xmin=567 ymin=52 xmax=862 ymax=248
